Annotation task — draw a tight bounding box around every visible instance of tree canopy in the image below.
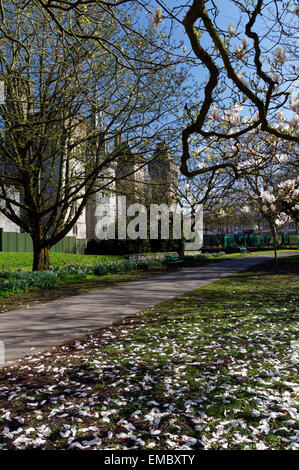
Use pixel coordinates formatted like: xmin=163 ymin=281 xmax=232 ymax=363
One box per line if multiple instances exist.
xmin=0 ymin=1 xmax=189 ymax=269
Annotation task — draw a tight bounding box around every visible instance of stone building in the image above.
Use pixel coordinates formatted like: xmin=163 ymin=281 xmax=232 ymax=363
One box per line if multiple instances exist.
xmin=0 ymin=78 xmax=179 ymax=243
xmin=148 ymin=142 xmax=179 ymax=205
xmin=85 ymin=137 xmax=179 ymax=241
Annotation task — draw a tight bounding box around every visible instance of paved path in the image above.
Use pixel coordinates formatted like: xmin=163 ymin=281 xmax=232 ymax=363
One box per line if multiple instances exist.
xmin=0 ymin=252 xmax=297 ymax=364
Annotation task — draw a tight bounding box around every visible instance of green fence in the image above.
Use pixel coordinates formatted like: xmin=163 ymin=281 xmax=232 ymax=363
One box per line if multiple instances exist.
xmin=0 ymin=229 xmax=86 ymax=254
xmin=203 ymin=233 xmax=299 ymax=248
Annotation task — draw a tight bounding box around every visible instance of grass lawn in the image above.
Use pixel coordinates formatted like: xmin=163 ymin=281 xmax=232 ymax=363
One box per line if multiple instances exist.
xmin=0 ymin=251 xmax=224 ymax=272
xmin=0 ymin=252 xmax=124 ymax=271
xmin=1 ymin=249 xmax=296 ymax=272
xmin=0 ymin=250 xmax=297 ymax=314
xmin=0 ymin=256 xmax=298 ymax=450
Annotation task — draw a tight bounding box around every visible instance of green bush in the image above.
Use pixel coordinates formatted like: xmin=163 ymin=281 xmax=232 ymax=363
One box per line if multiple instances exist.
xmin=86 ymin=239 xmax=151 ymax=255
xmin=86 ymin=237 xmax=184 ymax=256
xmin=0 ymin=252 xmax=228 ymax=297
xmin=0 ymin=270 xmax=58 ymax=292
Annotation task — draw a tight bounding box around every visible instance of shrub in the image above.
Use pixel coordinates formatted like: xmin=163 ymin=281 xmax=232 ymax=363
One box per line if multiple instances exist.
xmin=0 ymin=251 xmax=228 ymax=296
xmin=86 ymin=239 xmax=151 ymax=255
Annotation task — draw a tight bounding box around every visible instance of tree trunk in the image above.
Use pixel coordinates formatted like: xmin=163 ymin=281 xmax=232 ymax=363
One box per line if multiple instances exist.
xmin=32 ymin=245 xmax=51 ymax=271
xmin=177 ymin=239 xmax=185 ymax=257
xmin=271 ymin=226 xmax=279 ymax=274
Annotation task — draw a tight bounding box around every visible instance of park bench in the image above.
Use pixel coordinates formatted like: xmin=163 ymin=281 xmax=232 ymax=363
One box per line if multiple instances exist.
xmin=164 ymin=254 xmax=184 ymax=269
xmin=238 ymin=246 xmax=247 ymax=253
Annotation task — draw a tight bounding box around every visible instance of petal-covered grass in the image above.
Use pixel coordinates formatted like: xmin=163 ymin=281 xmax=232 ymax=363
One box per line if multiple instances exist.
xmin=0 ymin=257 xmax=298 ymax=450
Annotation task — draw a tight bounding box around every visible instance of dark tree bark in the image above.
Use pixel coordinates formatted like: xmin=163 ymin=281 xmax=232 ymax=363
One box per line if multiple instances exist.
xmin=177 ymin=239 xmax=185 ymax=257
xmin=32 ymin=244 xmax=51 ymax=271
xmin=270 ymin=225 xmax=279 ymax=274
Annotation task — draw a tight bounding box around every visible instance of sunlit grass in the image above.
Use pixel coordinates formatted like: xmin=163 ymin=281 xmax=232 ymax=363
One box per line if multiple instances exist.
xmin=0 ymin=252 xmax=124 ymax=271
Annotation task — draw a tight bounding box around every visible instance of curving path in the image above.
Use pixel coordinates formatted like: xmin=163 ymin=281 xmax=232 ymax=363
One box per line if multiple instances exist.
xmin=0 ymin=252 xmax=297 ymax=363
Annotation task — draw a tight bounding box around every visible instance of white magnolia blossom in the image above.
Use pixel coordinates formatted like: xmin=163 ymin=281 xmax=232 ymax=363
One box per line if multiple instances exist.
xmin=274 ymin=153 xmax=289 ymax=164
xmin=281 ymin=185 xmax=299 ymax=203
xmin=290 ymin=114 xmax=299 ymax=127
xmin=233 ymin=103 xmax=243 ymax=113
xmin=242 ymin=37 xmax=248 ymax=48
xmin=272 ymin=73 xmax=280 ymax=83
xmin=277 ymin=180 xmax=299 ymax=203
xmin=219 ymin=209 xmax=226 ymax=217
xmin=278 ymin=179 xmax=295 ymax=192
xmin=234 ymin=44 xmax=246 ymax=57
xmin=238 ymin=160 xmax=252 ymax=170
xmin=198 ymin=162 xmax=206 ymax=169
xmin=228 ymin=23 xmax=236 ymax=36
xmin=210 ymin=105 xmax=221 ymax=121
xmin=290 ymin=93 xmax=299 ymax=112
xmin=150 ymin=8 xmax=163 ymax=30
xmin=293 ymin=189 xmax=299 ymax=199
xmin=275 ymin=212 xmax=292 ymax=228
xmin=225 ymin=103 xmax=243 ymax=124
xmin=273 ymin=46 xmax=286 ymax=62
xmin=237 ymin=74 xmax=249 ymax=87
xmin=234 ymin=37 xmax=248 ymax=57
xmin=260 ymin=190 xmax=276 ymax=205
xmin=241 ymin=206 xmax=250 ymax=214
xmin=274 ymin=121 xmax=285 ymax=132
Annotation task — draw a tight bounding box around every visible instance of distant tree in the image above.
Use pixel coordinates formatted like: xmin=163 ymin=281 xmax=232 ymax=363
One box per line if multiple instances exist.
xmin=225 ymin=133 xmax=298 ymax=270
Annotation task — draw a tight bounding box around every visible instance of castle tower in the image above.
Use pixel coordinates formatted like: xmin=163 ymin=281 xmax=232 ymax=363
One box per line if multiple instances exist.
xmin=4 ymin=74 xmax=34 ymax=119
xmin=115 ymin=134 xmax=146 ymax=209
xmin=148 ymin=142 xmax=179 ymax=205
xmin=85 ymin=107 xmax=116 ymax=240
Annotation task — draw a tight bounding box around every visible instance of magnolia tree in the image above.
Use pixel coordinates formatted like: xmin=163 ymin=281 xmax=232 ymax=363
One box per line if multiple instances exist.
xmin=241 ymin=179 xmax=298 ymax=270
xmin=233 ymin=133 xmax=298 ymax=269
xmin=178 ymin=169 xmax=237 ymax=236
xmin=176 ymin=0 xmax=299 ymax=181
xmin=210 ymin=123 xmax=298 ymax=266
